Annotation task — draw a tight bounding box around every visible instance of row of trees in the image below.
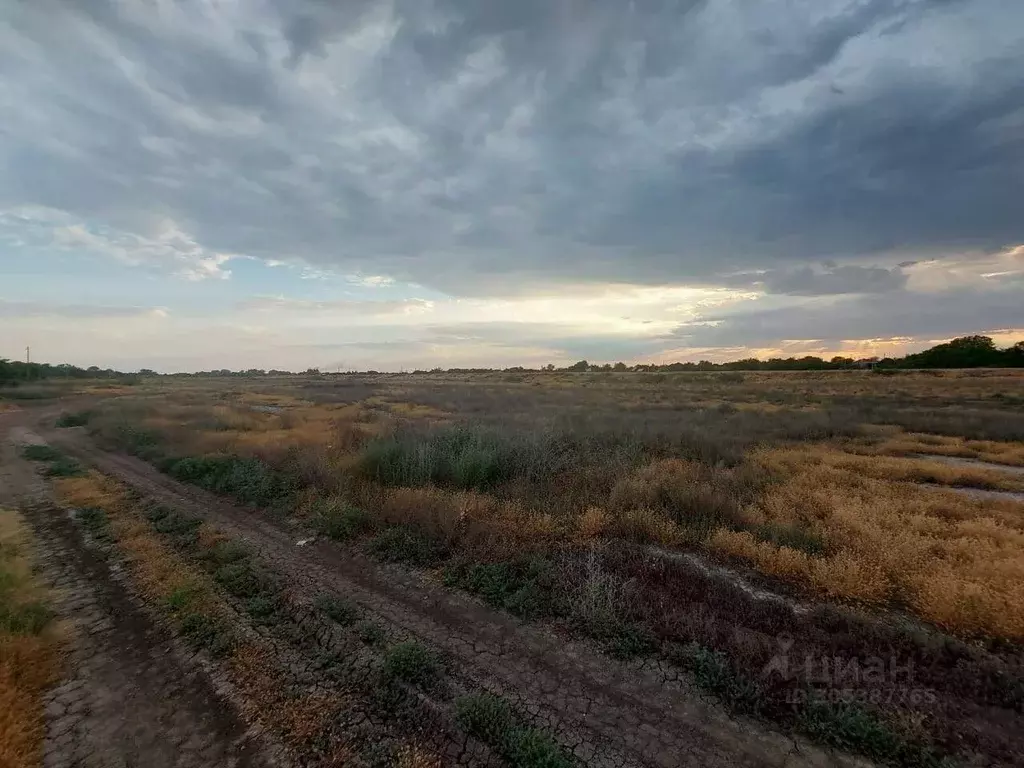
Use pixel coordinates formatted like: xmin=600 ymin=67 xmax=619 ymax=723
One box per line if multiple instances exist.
xmin=0 ymin=359 xmax=132 ymax=385
xmin=553 ymin=337 xmax=1024 ymax=373
xmin=4 ymin=336 xmax=1023 ymax=382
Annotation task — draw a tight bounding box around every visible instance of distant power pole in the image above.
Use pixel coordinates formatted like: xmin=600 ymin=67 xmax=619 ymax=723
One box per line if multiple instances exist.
xmin=25 ymin=346 xmax=30 ymax=364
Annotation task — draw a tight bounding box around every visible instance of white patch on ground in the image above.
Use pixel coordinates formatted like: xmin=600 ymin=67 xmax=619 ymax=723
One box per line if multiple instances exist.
xmin=8 ymin=427 xmax=47 ymax=447
xmin=918 ymin=482 xmax=1024 ymax=503
xmin=909 ymin=453 xmax=1024 ymax=476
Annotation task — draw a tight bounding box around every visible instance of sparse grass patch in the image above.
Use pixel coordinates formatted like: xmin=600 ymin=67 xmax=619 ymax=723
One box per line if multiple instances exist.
xmin=55 ymin=411 xmax=92 ymax=428
xmin=0 ymin=508 xmax=62 ymax=768
xmin=312 ymin=498 xmax=372 ymax=541
xmin=445 ymin=557 xmax=558 ymax=620
xmin=20 ymin=445 xmax=62 ymax=463
xmin=365 ymin=526 xmax=447 ymax=567
xmin=797 ymin=698 xmax=950 ymax=768
xmin=165 ymin=454 xmax=291 ymax=507
xmin=314 ymin=593 xmax=359 ymax=626
xmin=382 ymin=641 xmax=440 ymax=690
xmin=76 ymin=507 xmax=113 ymax=544
xmin=455 ymin=693 xmax=572 ymax=768
xmin=44 ymin=456 xmax=84 ymax=477
xmin=179 ymin=611 xmax=235 ymax=657
xmin=355 ymin=620 xmax=385 ymax=646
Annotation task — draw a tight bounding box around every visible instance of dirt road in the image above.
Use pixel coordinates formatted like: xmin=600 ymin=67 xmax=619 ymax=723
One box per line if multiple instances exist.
xmin=2 ymin=402 xmax=869 ymax=768
xmin=0 ymin=411 xmax=274 ymax=768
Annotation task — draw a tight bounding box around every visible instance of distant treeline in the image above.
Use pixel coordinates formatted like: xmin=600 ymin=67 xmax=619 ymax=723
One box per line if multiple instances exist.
xmin=0 ymin=359 xmax=135 ymax=385
xmin=3 ymin=336 xmax=1022 ymax=382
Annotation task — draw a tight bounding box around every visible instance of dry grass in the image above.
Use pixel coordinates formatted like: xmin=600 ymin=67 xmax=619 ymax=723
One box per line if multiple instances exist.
xmin=846 ymin=429 xmax=1024 ymax=467
xmin=799 ymin=446 xmax=1024 ymax=491
xmin=83 ymin=373 xmax=1024 ymax=639
xmin=0 ymin=508 xmax=64 ymax=768
xmin=712 ymin=446 xmax=1024 ymax=637
xmin=54 ymin=473 xmax=218 ymax=613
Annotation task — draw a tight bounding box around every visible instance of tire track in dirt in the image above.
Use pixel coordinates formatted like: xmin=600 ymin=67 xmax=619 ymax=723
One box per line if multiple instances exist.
xmin=42 ymin=423 xmax=871 ymax=768
xmin=0 ymin=418 xmax=275 ymax=768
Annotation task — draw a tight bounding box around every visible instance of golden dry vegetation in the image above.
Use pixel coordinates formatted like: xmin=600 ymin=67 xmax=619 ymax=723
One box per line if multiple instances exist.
xmin=80 ymin=369 xmax=1024 ymax=640
xmin=0 ymin=508 xmax=64 ymax=768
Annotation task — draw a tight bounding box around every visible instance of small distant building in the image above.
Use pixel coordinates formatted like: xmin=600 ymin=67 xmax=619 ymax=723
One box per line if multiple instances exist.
xmin=852 ymin=358 xmax=879 ymax=370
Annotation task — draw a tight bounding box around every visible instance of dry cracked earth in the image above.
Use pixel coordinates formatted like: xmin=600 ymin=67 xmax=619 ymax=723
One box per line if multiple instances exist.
xmin=0 ymin=402 xmax=871 ymax=768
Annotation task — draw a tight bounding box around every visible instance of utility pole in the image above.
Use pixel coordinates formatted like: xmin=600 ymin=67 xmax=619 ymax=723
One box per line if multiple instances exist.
xmin=25 ymin=346 xmax=30 ymax=364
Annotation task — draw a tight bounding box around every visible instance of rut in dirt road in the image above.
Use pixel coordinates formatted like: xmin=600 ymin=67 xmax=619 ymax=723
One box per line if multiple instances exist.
xmin=0 ymin=430 xmax=273 ymax=768
xmin=42 ymin=423 xmax=871 ymax=768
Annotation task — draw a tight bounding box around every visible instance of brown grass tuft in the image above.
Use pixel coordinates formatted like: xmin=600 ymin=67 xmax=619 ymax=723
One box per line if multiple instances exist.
xmin=0 ymin=508 xmax=64 ymax=768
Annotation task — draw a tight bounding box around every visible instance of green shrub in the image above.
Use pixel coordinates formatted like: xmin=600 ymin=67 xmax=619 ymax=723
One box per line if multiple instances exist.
xmin=365 ymin=527 xmax=446 ymax=567
xmin=106 ymin=421 xmax=162 ymax=458
xmin=179 ymin=611 xmax=234 ymax=656
xmin=667 ymin=642 xmax=763 ymax=714
xmin=456 ymin=694 xmax=572 ymax=768
xmin=355 ymin=620 xmax=385 ymax=645
xmin=455 ymin=693 xmax=514 ymax=745
xmin=76 ymin=507 xmax=113 ymax=544
xmin=605 ymin=624 xmax=658 ymax=660
xmin=205 ymin=539 xmax=250 ymax=566
xmin=165 ymin=585 xmax=201 ymax=612
xmin=150 ymin=514 xmax=200 ymax=536
xmin=166 ymin=455 xmax=290 ymax=506
xmin=315 ymin=593 xmax=359 ymax=626
xmin=797 ymin=698 xmax=949 ymax=767
xmin=56 ymin=411 xmax=92 ymax=428
xmin=313 ymin=501 xmax=372 ymax=541
xmin=382 ymin=641 xmax=441 ymax=689
xmin=504 ymin=728 xmax=573 ymax=768
xmin=214 ymin=561 xmax=276 ymax=599
xmin=44 ymin=456 xmax=84 ymax=477
xmin=245 ymin=594 xmax=280 ymax=623
xmin=21 ymin=445 xmax=62 ymax=462
xmin=446 ymin=558 xmax=557 ymax=620
xmin=0 ymin=600 xmax=52 ymax=635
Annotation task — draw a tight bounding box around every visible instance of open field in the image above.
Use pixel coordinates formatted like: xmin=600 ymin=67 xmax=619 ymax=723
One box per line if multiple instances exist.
xmin=2 ymin=368 xmax=1023 ymax=767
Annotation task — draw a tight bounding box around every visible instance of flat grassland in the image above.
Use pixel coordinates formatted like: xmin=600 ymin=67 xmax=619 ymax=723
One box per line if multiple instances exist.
xmin=40 ymin=368 xmax=1024 ymax=766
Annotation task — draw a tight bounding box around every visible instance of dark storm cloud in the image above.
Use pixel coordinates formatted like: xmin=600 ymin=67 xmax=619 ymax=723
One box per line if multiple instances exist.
xmin=721 ymin=264 xmax=909 ymax=295
xmin=2 ymin=0 xmax=1022 ymax=298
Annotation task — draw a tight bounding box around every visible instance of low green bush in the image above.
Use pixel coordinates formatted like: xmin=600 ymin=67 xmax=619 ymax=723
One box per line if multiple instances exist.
xmin=382 ymin=641 xmax=441 ymax=689
xmin=365 ymin=527 xmax=446 ymax=567
xmin=44 ymin=456 xmax=84 ymax=477
xmin=456 ymin=693 xmax=572 ymax=768
xmin=315 ymin=593 xmax=359 ymax=626
xmin=179 ymin=611 xmax=235 ymax=657
xmin=214 ymin=561 xmax=277 ymax=599
xmin=445 ymin=558 xmax=557 ymax=620
xmin=56 ymin=411 xmax=92 ymax=428
xmin=0 ymin=600 xmax=52 ymax=635
xmin=313 ymin=501 xmax=372 ymax=541
xmin=355 ymin=620 xmax=385 ymax=645
xmin=166 ymin=455 xmax=291 ymax=507
xmin=21 ymin=445 xmax=62 ymax=462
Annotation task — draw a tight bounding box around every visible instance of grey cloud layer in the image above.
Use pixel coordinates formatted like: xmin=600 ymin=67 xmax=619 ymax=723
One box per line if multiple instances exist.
xmin=3 ymin=0 xmax=1023 ymax=299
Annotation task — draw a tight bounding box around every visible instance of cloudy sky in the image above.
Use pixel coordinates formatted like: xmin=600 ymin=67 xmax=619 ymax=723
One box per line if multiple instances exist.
xmin=1 ymin=0 xmax=1022 ymax=372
